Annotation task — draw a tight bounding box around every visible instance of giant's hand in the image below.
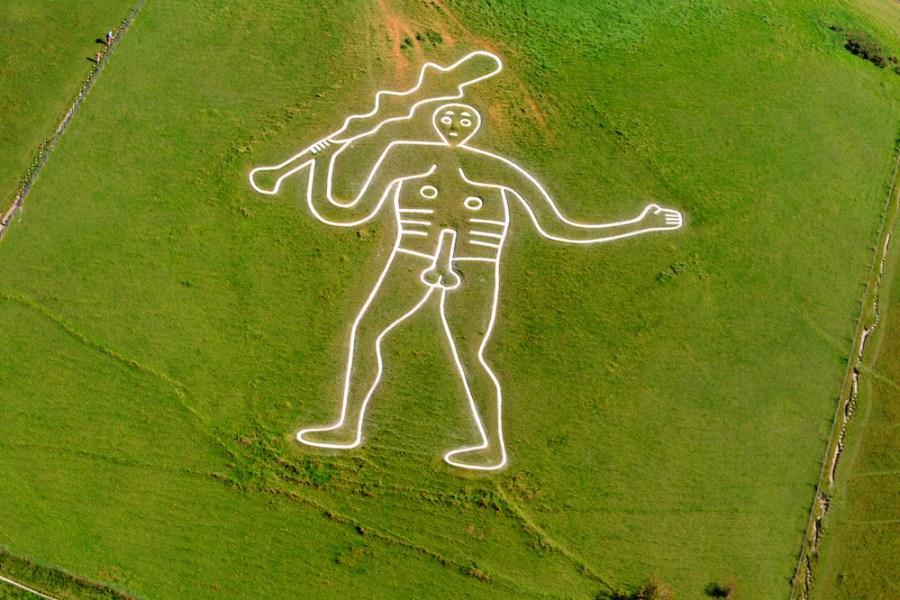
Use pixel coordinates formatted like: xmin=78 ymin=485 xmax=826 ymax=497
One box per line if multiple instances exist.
xmin=638 ymin=204 xmax=683 ymax=232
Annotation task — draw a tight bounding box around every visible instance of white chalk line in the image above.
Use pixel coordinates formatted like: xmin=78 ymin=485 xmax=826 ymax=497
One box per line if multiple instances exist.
xmin=250 ymin=51 xmax=683 ymax=470
xmin=440 ymin=253 xmax=507 ymax=470
xmin=297 ymin=248 xmax=436 ymax=449
xmin=395 ymin=248 xmax=433 ymax=260
xmin=249 ymin=49 xmax=502 ymax=197
xmin=470 ymin=231 xmax=504 ymax=239
xmin=0 ymin=574 xmax=58 ymax=600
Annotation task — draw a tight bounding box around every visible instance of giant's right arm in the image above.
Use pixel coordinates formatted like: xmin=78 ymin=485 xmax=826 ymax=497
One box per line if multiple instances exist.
xmin=249 ymin=139 xmax=431 ymax=227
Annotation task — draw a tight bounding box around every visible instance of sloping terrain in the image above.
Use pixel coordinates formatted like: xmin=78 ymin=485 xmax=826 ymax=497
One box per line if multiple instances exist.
xmin=1 ymin=1 xmax=899 ymax=598
xmin=0 ymin=1 xmax=135 ymax=220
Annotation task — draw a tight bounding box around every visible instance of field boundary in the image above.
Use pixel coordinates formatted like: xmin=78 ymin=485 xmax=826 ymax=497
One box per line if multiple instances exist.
xmin=0 ymin=0 xmax=147 ymax=243
xmin=790 ymin=135 xmax=900 ymax=599
xmin=0 ymin=574 xmax=58 ymax=600
xmin=0 ymin=546 xmax=137 ymax=600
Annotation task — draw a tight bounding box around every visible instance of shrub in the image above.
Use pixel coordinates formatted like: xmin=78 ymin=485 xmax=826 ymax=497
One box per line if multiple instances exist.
xmin=845 ymin=33 xmax=886 ymax=67
xmin=831 ymin=25 xmax=897 ymax=71
xmin=599 ymin=577 xmax=675 ymax=600
xmin=705 ymin=577 xmax=739 ymax=598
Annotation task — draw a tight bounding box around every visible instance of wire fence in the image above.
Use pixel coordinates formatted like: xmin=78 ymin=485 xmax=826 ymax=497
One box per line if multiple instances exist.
xmin=2 ymin=1 xmax=899 ymax=596
xmin=0 ymin=1 xmax=147 ymax=594
xmin=0 ymin=0 xmax=148 ymax=242
xmin=789 ymin=135 xmax=900 ymax=599
xmin=0 ymin=574 xmax=58 ymax=600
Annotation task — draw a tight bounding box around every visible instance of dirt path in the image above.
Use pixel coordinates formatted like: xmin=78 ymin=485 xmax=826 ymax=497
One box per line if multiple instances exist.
xmin=374 ymin=0 xmax=422 ymax=78
xmin=0 ymin=574 xmax=58 ymax=599
xmin=371 ymin=0 xmax=549 ymax=135
xmin=0 ymin=0 xmax=147 ymax=243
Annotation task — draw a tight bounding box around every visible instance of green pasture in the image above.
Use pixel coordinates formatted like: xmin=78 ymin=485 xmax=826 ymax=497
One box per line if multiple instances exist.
xmin=1 ymin=0 xmax=900 ymax=598
xmin=797 ymin=1 xmax=900 ymax=597
xmin=812 ymin=209 xmax=900 ymax=599
xmin=0 ymin=1 xmax=135 ymax=212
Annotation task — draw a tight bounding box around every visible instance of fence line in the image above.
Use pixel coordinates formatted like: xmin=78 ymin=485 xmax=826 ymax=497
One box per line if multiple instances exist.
xmin=0 ymin=0 xmax=148 ymax=242
xmin=0 ymin=1 xmax=147 ymax=595
xmin=789 ymin=138 xmax=900 ymax=598
xmin=0 ymin=574 xmax=59 ymax=600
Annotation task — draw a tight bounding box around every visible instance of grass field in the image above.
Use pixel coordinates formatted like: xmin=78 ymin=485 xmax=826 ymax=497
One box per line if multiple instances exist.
xmin=0 ymin=1 xmax=135 ymax=216
xmin=2 ymin=0 xmax=900 ymax=598
xmin=794 ymin=1 xmax=900 ymax=597
xmin=812 ymin=209 xmax=900 ymax=598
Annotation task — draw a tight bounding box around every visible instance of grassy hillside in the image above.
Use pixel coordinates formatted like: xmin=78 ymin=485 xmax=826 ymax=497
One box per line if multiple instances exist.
xmin=1 ymin=0 xmax=899 ymax=598
xmin=812 ymin=208 xmax=900 ymax=598
xmin=797 ymin=1 xmax=900 ymax=598
xmin=0 ymin=1 xmax=135 ymax=214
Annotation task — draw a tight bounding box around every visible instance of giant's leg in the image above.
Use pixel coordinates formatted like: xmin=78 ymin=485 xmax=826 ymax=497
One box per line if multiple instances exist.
xmin=298 ymin=251 xmax=434 ymax=448
xmin=439 ymin=259 xmax=507 ymax=470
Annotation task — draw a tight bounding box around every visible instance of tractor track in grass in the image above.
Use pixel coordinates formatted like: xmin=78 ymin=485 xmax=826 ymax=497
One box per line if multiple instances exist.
xmin=790 ymin=137 xmax=900 ymax=599
xmin=0 ymin=0 xmax=147 ymax=243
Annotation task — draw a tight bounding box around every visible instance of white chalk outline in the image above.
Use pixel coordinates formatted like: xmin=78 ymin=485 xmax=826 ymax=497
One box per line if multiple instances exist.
xmin=249 ymin=52 xmax=683 ymax=471
xmin=249 ymin=50 xmax=503 ymax=198
xmin=464 ymin=196 xmax=483 ymax=210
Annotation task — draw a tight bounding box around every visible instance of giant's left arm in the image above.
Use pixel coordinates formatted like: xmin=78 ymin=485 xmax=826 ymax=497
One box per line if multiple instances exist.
xmin=465 ymin=148 xmax=682 ymax=243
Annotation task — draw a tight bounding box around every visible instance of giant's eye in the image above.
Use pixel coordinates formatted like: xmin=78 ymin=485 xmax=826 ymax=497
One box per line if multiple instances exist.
xmin=460 ymin=119 xmax=472 ymax=127
xmin=440 ymin=116 xmax=452 ymax=125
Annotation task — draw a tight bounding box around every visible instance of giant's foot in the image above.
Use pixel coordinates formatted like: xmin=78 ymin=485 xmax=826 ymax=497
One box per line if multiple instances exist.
xmin=296 ymin=423 xmax=361 ymax=449
xmin=443 ymin=444 xmax=507 ymax=471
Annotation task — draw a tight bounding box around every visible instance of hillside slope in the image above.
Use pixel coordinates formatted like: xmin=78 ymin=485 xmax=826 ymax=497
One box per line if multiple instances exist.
xmin=1 ymin=0 xmax=899 ymax=597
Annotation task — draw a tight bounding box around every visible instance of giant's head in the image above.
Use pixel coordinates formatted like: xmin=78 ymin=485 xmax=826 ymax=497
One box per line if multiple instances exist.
xmin=432 ymin=103 xmax=481 ymax=146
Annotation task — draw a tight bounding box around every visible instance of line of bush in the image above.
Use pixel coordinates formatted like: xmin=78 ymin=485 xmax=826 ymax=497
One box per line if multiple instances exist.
xmin=831 ymin=25 xmax=900 ymax=74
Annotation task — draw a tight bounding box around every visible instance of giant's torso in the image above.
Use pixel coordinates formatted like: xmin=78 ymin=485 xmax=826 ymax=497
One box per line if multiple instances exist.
xmin=393 ymin=161 xmax=508 ymax=262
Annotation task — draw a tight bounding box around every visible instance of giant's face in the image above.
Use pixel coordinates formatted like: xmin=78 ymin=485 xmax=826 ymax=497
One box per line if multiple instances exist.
xmin=432 ymin=104 xmax=481 ymax=146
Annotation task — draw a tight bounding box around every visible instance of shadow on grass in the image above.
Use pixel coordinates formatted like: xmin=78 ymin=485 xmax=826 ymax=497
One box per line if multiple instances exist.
xmin=704 ymin=579 xmax=738 ymax=598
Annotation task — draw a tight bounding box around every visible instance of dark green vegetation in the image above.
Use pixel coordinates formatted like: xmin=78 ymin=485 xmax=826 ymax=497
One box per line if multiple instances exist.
xmin=834 ymin=25 xmax=899 ymax=72
xmin=0 ymin=548 xmax=133 ymax=599
xmin=599 ymin=576 xmax=675 ymax=600
xmin=1 ymin=0 xmax=899 ymax=598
